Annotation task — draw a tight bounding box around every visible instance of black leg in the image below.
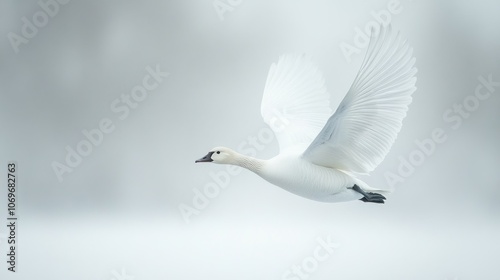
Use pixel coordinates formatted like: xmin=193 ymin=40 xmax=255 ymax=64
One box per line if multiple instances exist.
xmin=352 ymin=184 xmax=386 ymax=204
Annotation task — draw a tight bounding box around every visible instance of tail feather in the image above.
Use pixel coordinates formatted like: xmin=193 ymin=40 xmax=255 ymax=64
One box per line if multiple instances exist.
xmin=352 ymin=177 xmax=393 ymax=194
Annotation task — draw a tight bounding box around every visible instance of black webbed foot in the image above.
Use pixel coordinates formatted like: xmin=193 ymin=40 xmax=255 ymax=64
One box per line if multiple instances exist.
xmin=352 ymin=185 xmax=386 ymax=204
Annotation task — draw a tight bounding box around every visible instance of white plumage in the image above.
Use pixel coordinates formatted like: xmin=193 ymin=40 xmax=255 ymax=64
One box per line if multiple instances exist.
xmin=196 ymin=25 xmax=417 ymax=204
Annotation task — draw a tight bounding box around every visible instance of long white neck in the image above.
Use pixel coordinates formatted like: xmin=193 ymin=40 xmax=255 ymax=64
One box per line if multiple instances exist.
xmin=231 ymin=153 xmax=265 ymax=174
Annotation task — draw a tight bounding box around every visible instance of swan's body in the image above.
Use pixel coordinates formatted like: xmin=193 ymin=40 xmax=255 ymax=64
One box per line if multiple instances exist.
xmin=196 ymin=26 xmax=417 ymax=204
xmin=260 ymin=151 xmax=363 ymax=202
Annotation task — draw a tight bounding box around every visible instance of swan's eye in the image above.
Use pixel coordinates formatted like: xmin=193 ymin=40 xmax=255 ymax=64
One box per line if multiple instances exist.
xmin=216 ymin=151 xmax=220 ymax=154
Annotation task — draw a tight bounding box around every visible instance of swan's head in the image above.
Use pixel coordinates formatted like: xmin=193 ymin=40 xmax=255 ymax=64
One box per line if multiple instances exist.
xmin=195 ymin=147 xmax=236 ymax=164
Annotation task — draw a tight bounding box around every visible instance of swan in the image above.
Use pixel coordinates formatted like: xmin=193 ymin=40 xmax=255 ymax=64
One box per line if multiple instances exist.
xmin=196 ymin=26 xmax=417 ymax=204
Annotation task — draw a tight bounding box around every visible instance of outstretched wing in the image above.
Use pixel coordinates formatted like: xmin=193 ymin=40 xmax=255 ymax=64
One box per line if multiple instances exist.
xmin=303 ymin=25 xmax=417 ymax=174
xmin=261 ymin=54 xmax=332 ymax=152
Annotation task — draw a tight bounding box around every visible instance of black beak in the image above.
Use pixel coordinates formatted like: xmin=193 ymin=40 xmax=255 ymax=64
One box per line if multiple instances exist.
xmin=195 ymin=151 xmax=214 ymax=163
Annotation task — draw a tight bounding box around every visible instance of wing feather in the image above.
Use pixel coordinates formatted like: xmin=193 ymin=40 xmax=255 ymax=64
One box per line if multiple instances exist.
xmin=303 ymin=25 xmax=417 ymax=173
xmin=261 ymin=54 xmax=332 ymax=152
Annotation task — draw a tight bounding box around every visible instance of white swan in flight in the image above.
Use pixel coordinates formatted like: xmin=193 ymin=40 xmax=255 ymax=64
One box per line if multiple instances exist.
xmin=196 ymin=26 xmax=417 ymax=203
